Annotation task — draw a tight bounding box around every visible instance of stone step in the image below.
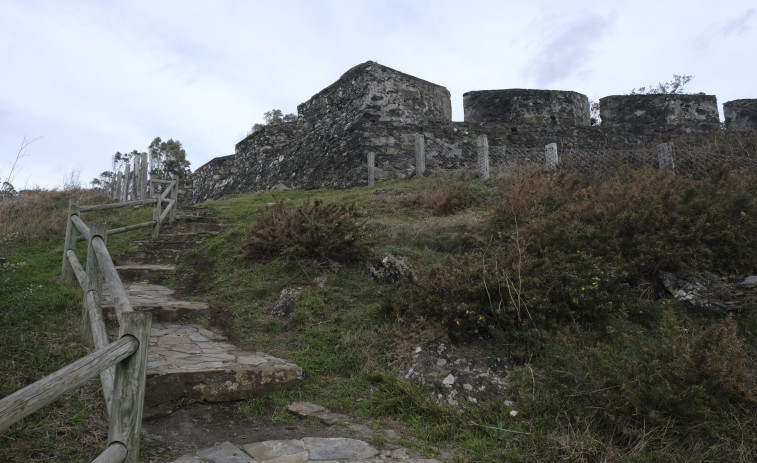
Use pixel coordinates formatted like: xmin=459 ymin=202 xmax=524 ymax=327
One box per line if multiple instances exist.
xmin=111 ymin=249 xmax=182 ymax=266
xmin=115 ymin=264 xmax=175 ymax=284
xmin=132 ymin=232 xmax=218 ymax=251
xmin=101 ymin=282 xmax=210 ymax=323
xmin=146 ymin=323 xmax=302 ymax=408
xmin=167 ymin=221 xmax=234 ymax=235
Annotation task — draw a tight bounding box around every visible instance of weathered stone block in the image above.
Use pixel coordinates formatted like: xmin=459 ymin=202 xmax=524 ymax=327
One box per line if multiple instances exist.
xmin=599 ymin=94 xmax=719 ymax=134
xmin=724 ymin=99 xmax=757 ymax=131
xmin=463 ymin=89 xmax=590 ymax=127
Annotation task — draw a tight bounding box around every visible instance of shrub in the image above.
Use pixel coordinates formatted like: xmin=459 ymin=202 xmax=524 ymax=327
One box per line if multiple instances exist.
xmin=544 ymin=310 xmax=756 ymax=442
xmin=240 ymin=198 xmax=371 ymax=262
xmin=400 ymin=181 xmax=478 ymax=216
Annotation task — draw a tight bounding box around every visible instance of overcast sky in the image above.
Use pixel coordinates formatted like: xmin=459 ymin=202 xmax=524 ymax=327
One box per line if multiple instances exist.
xmin=1 ymin=0 xmax=755 ymax=190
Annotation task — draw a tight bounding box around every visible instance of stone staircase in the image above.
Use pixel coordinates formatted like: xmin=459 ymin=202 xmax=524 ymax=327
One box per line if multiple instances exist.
xmin=103 ymin=208 xmax=302 ymax=413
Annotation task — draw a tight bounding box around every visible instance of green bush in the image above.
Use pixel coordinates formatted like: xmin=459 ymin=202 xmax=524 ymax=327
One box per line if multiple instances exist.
xmin=241 ymin=198 xmax=371 ymax=262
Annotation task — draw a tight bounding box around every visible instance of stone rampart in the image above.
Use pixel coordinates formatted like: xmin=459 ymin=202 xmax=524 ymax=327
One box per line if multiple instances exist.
xmin=723 ymin=99 xmax=757 ymax=131
xmin=186 ymin=62 xmax=753 ymax=204
xmin=463 ymin=89 xmax=590 ymax=127
xmin=599 ymin=94 xmax=720 ymax=134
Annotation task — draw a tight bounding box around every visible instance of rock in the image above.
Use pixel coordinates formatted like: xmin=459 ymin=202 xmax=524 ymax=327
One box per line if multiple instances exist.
xmin=287 ymin=402 xmax=350 ymax=426
xmin=369 ymin=254 xmax=413 ymax=284
xmin=658 ymin=270 xmax=754 ymax=313
xmin=269 ymin=287 xmax=301 ymax=318
xmin=395 ymin=338 xmax=511 ymax=408
xmin=302 ymin=437 xmax=378 ymax=460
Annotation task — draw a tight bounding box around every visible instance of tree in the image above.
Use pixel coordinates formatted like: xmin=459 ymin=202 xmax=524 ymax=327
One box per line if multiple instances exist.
xmin=1 ymin=135 xmax=41 ymax=197
xmin=148 ymin=137 xmax=191 ymax=179
xmin=251 ymin=109 xmax=297 ymax=133
xmin=629 ymin=75 xmax=693 ymax=95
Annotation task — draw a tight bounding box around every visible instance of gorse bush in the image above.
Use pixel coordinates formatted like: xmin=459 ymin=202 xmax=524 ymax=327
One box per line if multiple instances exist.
xmin=389 ymin=165 xmax=757 ymax=335
xmin=241 ymin=198 xmax=371 ymax=262
xmin=399 ymin=181 xmax=479 ymax=216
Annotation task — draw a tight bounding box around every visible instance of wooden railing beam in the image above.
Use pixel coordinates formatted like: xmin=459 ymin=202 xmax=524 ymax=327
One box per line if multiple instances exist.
xmin=0 ymin=337 xmax=137 ymax=433
xmin=71 ymin=215 xmax=91 ymax=241
xmin=80 ymin=199 xmax=157 ymax=212
xmin=91 ymin=442 xmax=127 ymax=463
xmin=91 ymin=236 xmax=132 ymax=318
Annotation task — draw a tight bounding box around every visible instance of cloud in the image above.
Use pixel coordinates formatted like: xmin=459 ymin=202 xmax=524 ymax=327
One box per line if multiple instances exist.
xmin=719 ymin=8 xmax=754 ymax=36
xmin=697 ymin=8 xmax=754 ymax=49
xmin=527 ymin=13 xmax=615 ymax=88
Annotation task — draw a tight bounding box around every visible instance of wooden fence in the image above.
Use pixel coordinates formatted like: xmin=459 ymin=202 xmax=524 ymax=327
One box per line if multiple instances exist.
xmin=0 ymin=177 xmax=180 ymax=463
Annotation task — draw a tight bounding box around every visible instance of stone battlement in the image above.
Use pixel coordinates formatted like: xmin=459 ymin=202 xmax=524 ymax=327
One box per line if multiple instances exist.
xmin=186 ymin=61 xmax=756 ymax=204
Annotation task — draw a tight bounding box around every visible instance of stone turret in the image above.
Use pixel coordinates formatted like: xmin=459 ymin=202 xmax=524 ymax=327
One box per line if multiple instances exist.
xmin=297 ymin=61 xmax=452 ymax=129
xmin=724 ymin=99 xmax=757 ymax=131
xmin=463 ymin=89 xmax=590 ymax=127
xmin=599 ymin=94 xmax=720 ymax=134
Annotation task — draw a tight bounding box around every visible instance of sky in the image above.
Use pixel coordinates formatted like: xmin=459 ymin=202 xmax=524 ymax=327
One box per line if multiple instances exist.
xmin=1 ymin=0 xmax=755 ymax=190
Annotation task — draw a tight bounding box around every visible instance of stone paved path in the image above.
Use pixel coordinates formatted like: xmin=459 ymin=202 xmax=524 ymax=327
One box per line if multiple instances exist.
xmin=113 ymin=212 xmax=446 ymax=462
xmin=105 ymin=211 xmax=302 ymax=409
xmin=171 ymin=438 xmax=441 ymax=463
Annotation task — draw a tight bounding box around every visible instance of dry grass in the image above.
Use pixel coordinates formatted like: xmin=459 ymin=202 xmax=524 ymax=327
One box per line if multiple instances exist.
xmin=0 ymin=188 xmax=108 ymax=246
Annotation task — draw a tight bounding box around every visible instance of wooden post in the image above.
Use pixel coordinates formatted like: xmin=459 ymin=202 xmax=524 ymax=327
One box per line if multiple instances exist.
xmin=477 ymin=135 xmax=490 ymax=180
xmin=108 ymin=311 xmax=151 ymax=463
xmin=152 ymin=184 xmax=161 ymax=239
xmin=415 ymin=134 xmax=425 ymax=178
xmin=115 ymin=172 xmax=123 ymax=202
xmin=133 ymin=155 xmax=141 ymax=200
xmin=61 ymin=199 xmax=81 ymax=282
xmin=141 ymin=152 xmax=149 ymax=200
xmin=122 ymin=162 xmax=130 ymax=202
xmin=657 ymin=142 xmax=675 ymax=172
xmin=545 ymin=143 xmax=558 ymax=171
xmin=367 ymin=153 xmax=375 ymax=186
xmin=82 ymin=224 xmax=107 ymax=347
xmin=169 ymin=175 xmax=179 ymax=224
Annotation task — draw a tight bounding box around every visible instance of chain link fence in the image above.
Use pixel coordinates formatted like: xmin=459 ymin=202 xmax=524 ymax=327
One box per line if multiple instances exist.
xmin=423 ymin=135 xmax=757 ymax=182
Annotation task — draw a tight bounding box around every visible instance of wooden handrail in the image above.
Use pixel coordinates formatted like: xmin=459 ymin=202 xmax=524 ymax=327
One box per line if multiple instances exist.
xmin=0 ymin=336 xmax=138 ymax=433
xmin=91 ymin=442 xmax=127 ymax=463
xmin=66 ymin=249 xmax=86 ymax=287
xmin=71 ymin=214 xmax=91 ymax=241
xmin=80 ymin=198 xmax=157 ymax=212
xmin=6 ymin=179 xmax=180 ymax=461
xmin=92 ymin=236 xmax=132 ymax=318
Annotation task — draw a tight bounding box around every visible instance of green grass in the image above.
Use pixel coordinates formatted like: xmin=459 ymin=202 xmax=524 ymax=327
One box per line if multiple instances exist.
xmin=2 ymin=163 xmax=756 ymax=462
xmin=0 ymin=190 xmax=161 ymax=462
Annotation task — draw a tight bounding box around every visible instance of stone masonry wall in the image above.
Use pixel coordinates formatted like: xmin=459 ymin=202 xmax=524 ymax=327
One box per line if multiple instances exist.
xmin=186 ymin=62 xmax=753 ymax=204
xmin=723 ymin=99 xmax=757 ymax=131
xmin=600 ymin=94 xmax=720 ymax=134
xmin=464 ymin=89 xmax=590 ymax=127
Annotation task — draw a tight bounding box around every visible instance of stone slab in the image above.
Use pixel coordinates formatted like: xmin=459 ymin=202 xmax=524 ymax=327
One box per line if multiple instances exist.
xmin=302 ymin=437 xmax=378 ymax=460
xmin=101 ymin=282 xmax=210 ymax=322
xmin=145 ymin=323 xmax=302 ymax=407
xmin=196 ymin=442 xmax=253 ymax=463
xmin=115 ymin=264 xmax=175 ymax=284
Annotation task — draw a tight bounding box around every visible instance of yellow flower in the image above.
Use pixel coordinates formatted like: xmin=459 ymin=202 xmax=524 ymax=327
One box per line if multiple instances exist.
xmin=581 ymin=287 xmax=585 ymax=291
xmin=455 ymin=320 xmax=461 ymax=325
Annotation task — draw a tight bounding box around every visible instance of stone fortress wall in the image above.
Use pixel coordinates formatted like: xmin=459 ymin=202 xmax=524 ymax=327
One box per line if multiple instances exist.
xmin=187 ymin=61 xmax=757 ymax=204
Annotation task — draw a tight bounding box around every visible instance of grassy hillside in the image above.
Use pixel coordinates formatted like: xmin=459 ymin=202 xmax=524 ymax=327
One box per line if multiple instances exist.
xmin=1 ymin=164 xmax=755 ymax=462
